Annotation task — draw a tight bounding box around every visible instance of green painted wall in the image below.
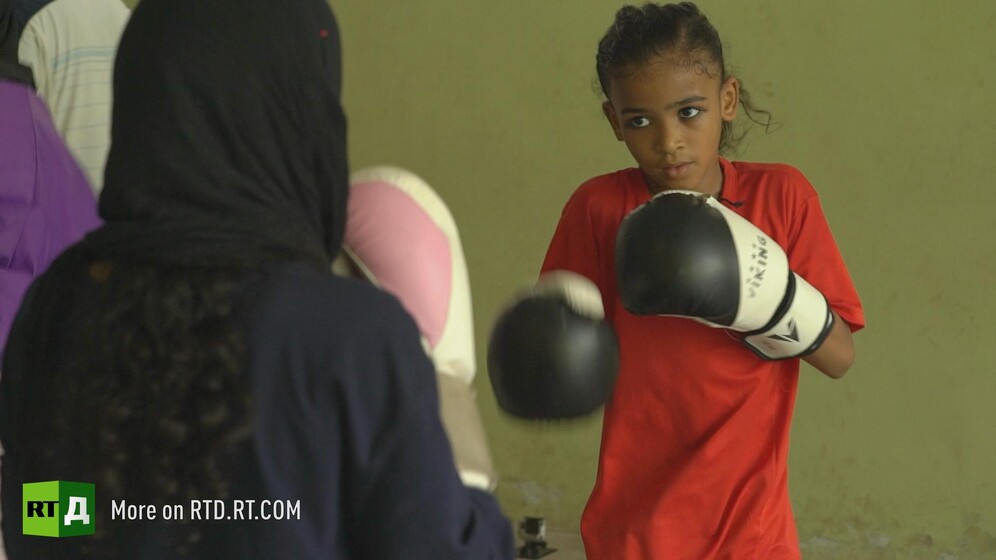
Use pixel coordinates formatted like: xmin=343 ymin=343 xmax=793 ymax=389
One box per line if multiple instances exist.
xmin=334 ymin=1 xmax=996 ymax=557
xmin=120 ymin=0 xmax=996 ymax=556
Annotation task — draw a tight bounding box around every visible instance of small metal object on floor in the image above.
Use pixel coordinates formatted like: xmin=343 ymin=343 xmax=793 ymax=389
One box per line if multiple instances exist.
xmin=517 ymin=516 xmax=557 ymax=558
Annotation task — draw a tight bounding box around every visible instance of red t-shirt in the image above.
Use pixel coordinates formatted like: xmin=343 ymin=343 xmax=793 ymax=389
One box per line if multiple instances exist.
xmin=541 ymin=159 xmax=864 ymax=560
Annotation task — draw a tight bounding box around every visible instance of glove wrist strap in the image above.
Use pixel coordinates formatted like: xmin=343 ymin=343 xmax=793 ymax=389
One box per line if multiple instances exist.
xmin=743 ymin=272 xmax=834 ymax=360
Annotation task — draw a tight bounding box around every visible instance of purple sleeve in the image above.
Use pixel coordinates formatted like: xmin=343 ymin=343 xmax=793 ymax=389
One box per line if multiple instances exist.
xmin=0 ymin=82 xmax=100 ymax=353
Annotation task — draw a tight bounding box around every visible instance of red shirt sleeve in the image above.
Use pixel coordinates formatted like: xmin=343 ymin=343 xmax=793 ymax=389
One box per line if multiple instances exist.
xmin=786 ymin=192 xmax=865 ymax=332
xmin=540 ymin=180 xmax=618 ymax=302
xmin=541 ymin=192 xmax=602 ymax=281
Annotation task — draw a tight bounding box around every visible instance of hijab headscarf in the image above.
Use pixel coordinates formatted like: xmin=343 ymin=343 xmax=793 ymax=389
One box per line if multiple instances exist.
xmin=83 ymin=0 xmax=348 ymax=269
xmin=0 ymin=0 xmax=33 ymax=85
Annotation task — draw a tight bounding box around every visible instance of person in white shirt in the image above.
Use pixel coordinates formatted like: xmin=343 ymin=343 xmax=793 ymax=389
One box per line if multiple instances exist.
xmin=14 ymin=0 xmax=129 ymax=195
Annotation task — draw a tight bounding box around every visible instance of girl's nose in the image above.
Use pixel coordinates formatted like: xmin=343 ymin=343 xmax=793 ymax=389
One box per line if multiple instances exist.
xmin=656 ymin=122 xmax=683 ymax=155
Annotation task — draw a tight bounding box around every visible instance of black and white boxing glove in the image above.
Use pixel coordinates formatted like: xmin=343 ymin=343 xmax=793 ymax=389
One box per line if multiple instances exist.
xmin=615 ymin=190 xmax=834 ymax=360
xmin=488 ymin=271 xmax=619 ymax=419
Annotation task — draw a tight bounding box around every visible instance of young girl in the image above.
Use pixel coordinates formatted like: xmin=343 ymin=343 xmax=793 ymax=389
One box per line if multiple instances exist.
xmin=540 ymin=3 xmax=864 ymax=558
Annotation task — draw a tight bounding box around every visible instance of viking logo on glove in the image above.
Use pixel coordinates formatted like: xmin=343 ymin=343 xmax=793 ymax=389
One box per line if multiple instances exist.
xmin=746 ymin=236 xmax=769 ymax=297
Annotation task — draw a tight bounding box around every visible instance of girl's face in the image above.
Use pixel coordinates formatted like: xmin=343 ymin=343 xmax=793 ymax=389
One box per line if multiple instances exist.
xmin=602 ymin=54 xmax=738 ymax=196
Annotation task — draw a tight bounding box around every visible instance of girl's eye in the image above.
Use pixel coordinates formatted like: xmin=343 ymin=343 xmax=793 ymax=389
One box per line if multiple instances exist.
xmin=679 ymin=107 xmax=702 ymax=118
xmin=628 ymin=116 xmax=650 ymax=128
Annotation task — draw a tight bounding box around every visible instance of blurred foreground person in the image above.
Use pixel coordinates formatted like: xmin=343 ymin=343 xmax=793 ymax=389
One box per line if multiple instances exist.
xmin=0 ymin=0 xmax=514 ymax=558
xmin=0 ymin=0 xmax=99 ymax=361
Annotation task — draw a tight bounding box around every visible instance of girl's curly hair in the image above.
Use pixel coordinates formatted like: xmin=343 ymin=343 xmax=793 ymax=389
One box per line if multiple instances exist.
xmin=595 ymin=2 xmax=777 ymax=154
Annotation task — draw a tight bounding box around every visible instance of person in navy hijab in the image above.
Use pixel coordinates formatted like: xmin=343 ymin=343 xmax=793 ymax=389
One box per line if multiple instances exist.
xmin=0 ymin=0 xmax=514 ymax=558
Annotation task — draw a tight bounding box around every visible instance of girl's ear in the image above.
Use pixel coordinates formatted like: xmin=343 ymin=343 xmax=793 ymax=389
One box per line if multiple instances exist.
xmin=720 ymin=76 xmax=739 ymax=122
xmin=602 ymin=101 xmax=625 ymax=141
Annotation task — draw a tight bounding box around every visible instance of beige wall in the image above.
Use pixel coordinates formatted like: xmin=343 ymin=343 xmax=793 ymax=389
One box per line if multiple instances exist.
xmin=336 ymin=1 xmax=996 ymax=557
